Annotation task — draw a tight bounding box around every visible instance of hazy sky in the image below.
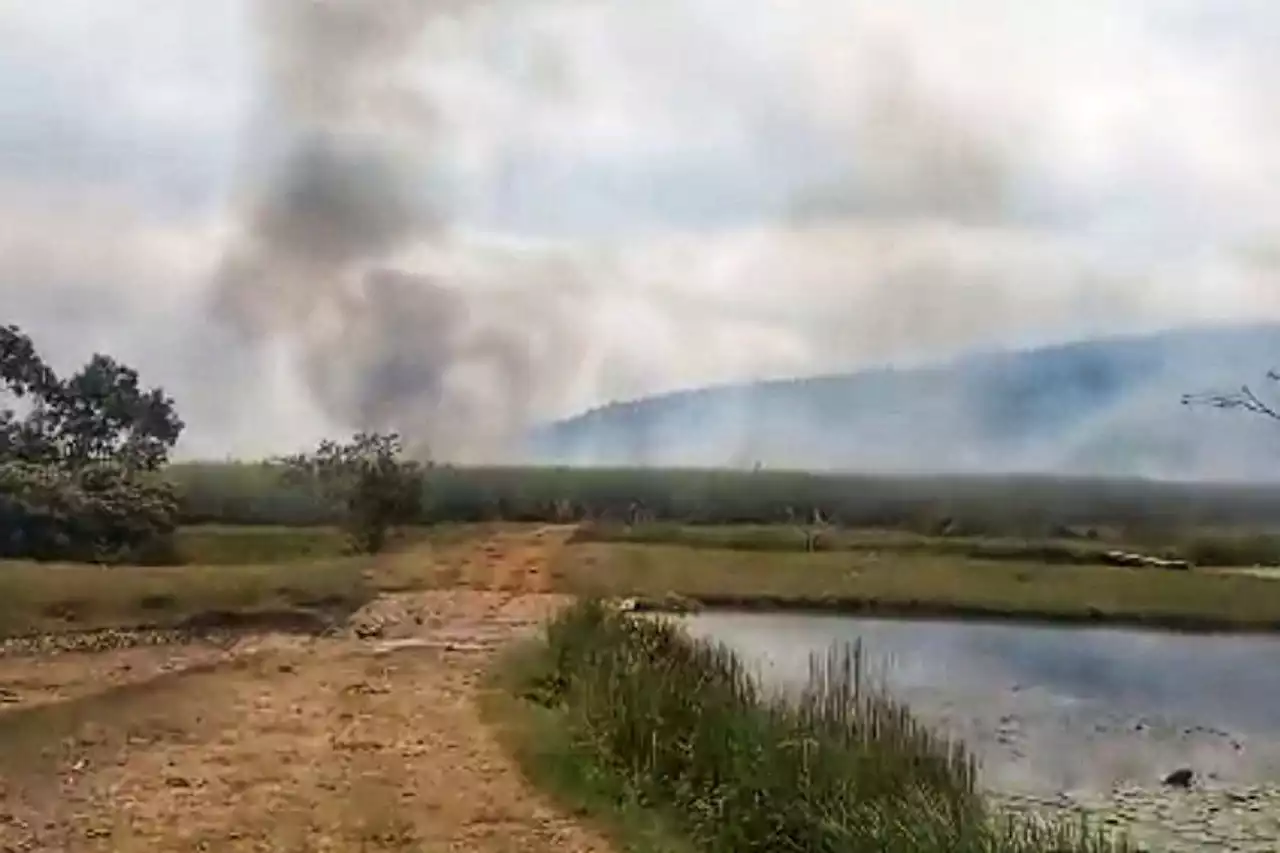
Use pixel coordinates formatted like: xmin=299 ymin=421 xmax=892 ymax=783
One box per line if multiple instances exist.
xmin=3 ymin=0 xmax=1280 ymax=458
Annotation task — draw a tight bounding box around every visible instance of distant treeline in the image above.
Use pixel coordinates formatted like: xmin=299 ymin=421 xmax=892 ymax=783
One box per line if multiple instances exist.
xmin=171 ymin=462 xmax=1280 ymax=536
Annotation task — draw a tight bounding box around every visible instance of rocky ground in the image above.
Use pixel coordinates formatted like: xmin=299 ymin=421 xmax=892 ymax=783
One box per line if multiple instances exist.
xmin=0 ymin=525 xmax=613 ymax=853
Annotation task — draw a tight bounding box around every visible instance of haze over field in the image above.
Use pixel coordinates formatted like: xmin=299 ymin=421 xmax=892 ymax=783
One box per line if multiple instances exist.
xmin=3 ymin=1 xmax=1280 ymax=467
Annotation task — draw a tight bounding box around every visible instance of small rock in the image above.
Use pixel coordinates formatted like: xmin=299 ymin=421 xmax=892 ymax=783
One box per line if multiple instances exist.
xmin=354 ymin=623 xmax=384 ymax=639
xmin=1163 ymin=768 xmax=1195 ymax=789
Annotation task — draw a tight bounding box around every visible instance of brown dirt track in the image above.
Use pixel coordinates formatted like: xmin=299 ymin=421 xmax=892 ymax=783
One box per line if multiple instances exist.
xmin=0 ymin=525 xmax=612 ymax=853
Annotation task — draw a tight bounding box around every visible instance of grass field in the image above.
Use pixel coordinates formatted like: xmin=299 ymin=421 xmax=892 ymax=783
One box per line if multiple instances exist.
xmin=171 ymin=523 xmax=482 ymax=565
xmin=169 ymin=462 xmax=1280 ymax=546
xmin=5 ymin=520 xmax=1280 ymax=639
xmin=570 ymin=521 xmax=1280 ymax=567
xmin=0 ymin=524 xmax=493 ymax=639
xmin=552 ymin=532 xmax=1280 ymax=631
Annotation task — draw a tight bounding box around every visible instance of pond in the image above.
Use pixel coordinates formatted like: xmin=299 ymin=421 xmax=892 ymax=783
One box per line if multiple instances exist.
xmin=678 ymin=612 xmax=1280 ymax=795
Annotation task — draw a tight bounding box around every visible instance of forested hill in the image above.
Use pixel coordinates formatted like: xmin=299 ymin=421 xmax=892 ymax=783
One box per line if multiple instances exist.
xmin=526 ymin=324 xmax=1280 ymax=480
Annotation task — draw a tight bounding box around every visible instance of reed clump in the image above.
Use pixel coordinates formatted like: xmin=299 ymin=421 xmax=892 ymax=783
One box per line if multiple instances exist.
xmin=516 ymin=599 xmax=1132 ymax=853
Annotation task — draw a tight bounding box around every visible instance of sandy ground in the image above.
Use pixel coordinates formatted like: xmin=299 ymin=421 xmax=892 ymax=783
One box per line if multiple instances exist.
xmin=0 ymin=525 xmax=612 ymax=853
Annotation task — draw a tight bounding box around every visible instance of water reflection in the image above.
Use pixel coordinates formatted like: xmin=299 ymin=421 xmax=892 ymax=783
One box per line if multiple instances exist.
xmin=679 ymin=612 xmax=1280 ymax=792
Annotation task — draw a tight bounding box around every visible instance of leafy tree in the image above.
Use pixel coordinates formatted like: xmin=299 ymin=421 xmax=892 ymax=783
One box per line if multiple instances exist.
xmin=0 ymin=324 xmax=184 ymax=562
xmin=277 ymin=432 xmax=427 ymax=554
xmin=56 ymin=354 xmax=185 ymax=471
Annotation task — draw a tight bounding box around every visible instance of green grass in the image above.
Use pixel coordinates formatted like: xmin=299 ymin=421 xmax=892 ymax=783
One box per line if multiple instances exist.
xmin=553 ymin=541 xmax=1280 ymax=631
xmin=571 ymin=523 xmax=1127 ymax=563
xmin=484 ymin=643 xmax=697 ymax=853
xmin=573 ymin=522 xmax=1280 ymax=568
xmin=494 ymin=600 xmax=1127 ymax=853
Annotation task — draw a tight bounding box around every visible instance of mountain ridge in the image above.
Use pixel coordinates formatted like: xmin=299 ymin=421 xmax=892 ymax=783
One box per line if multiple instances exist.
xmin=527 ymin=323 xmax=1280 ymax=480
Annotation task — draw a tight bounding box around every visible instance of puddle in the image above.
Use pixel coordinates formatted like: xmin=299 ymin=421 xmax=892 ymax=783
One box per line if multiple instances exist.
xmin=679 ymin=612 xmax=1280 ymax=794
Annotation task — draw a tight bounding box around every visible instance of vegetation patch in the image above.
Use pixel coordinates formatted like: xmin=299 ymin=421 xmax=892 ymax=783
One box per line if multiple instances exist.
xmin=171 ymin=525 xmax=353 ymax=565
xmin=1 ymin=324 xmax=185 ymax=564
xmin=168 ymin=523 xmax=465 ymax=566
xmin=573 ymin=522 xmax=1280 ymax=568
xmin=553 ymin=542 xmax=1280 ymax=632
xmin=170 ymin=462 xmax=1280 ymax=543
xmin=0 ymin=558 xmax=373 ymax=639
xmin=493 ymin=600 xmax=1129 ymax=852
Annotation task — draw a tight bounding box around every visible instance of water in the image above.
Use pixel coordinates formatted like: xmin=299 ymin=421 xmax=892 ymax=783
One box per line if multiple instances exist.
xmin=679 ymin=612 xmax=1280 ymax=794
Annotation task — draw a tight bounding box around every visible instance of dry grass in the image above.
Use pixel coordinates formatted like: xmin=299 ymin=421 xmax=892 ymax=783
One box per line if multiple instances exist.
xmin=0 ymin=523 xmax=506 ymax=639
xmin=0 ymin=558 xmax=372 ymax=638
xmin=553 ymin=541 xmax=1280 ymax=630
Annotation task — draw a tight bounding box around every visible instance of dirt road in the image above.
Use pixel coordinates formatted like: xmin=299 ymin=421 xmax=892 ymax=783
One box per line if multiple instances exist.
xmin=0 ymin=525 xmax=611 ymax=853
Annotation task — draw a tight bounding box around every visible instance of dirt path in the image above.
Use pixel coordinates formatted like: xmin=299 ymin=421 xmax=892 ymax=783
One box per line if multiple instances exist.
xmin=0 ymin=525 xmax=611 ymax=853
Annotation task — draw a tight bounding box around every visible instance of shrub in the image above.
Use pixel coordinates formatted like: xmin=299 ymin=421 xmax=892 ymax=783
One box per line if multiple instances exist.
xmin=1 ymin=325 xmax=183 ymax=563
xmin=513 ymin=600 xmax=1130 ymax=853
xmin=276 ymin=432 xmax=428 ymax=554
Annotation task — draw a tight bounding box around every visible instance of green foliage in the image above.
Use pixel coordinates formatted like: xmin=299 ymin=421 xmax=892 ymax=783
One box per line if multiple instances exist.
xmin=171 ymin=463 xmax=1280 ymax=563
xmin=508 ymin=600 xmax=1129 ymax=853
xmin=276 ymin=432 xmax=427 ymax=554
xmin=0 ymin=325 xmax=183 ymax=563
xmin=0 ymin=462 xmax=179 ymax=563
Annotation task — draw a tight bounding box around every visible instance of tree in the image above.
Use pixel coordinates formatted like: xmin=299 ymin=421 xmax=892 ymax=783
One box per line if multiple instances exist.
xmin=1182 ymin=369 xmax=1280 ymax=422
xmin=0 ymin=324 xmax=184 ymax=562
xmin=277 ymin=432 xmax=427 ymax=554
xmin=55 ymin=354 xmax=185 ymax=471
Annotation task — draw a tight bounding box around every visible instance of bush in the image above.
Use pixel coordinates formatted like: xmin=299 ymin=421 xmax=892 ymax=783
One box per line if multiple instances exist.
xmin=277 ymin=432 xmax=427 ymax=554
xmin=1 ymin=325 xmax=184 ymax=563
xmin=510 ymin=600 xmax=1129 ymax=853
xmin=0 ymin=461 xmax=179 ymax=564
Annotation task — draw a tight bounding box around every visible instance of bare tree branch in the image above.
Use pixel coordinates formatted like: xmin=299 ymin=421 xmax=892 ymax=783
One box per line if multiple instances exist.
xmin=1182 ymin=369 xmax=1280 ymax=422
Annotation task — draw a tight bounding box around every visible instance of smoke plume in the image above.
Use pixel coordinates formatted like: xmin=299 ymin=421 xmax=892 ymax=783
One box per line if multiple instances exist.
xmin=212 ymin=0 xmax=578 ymax=460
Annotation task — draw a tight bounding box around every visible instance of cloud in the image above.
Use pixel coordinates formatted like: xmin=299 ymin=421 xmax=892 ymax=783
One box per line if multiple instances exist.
xmin=3 ymin=0 xmax=1280 ymax=461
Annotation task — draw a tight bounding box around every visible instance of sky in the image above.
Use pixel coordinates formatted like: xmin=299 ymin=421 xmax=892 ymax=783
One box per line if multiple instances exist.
xmin=2 ymin=0 xmax=1280 ymax=460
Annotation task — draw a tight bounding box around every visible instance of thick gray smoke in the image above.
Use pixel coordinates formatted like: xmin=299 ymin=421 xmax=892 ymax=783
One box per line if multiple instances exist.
xmin=211 ymin=0 xmax=581 ymax=460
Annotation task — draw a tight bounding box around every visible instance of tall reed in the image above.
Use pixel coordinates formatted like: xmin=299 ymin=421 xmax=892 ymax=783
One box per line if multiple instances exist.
xmin=524 ymin=599 xmax=1132 ymax=853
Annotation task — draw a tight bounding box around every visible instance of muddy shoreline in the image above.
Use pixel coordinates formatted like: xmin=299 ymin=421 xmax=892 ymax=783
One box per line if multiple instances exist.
xmin=634 ymin=594 xmax=1280 ymax=635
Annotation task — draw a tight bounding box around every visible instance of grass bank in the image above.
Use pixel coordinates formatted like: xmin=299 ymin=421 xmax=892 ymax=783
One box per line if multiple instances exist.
xmin=489 ymin=600 xmax=1128 ymax=853
xmin=171 ymin=523 xmax=479 ymax=565
xmin=554 ymin=541 xmax=1280 ymax=632
xmin=0 ymin=523 xmax=494 ymax=639
xmin=0 ymin=557 xmax=373 ymax=638
xmin=572 ymin=522 xmax=1280 ymax=569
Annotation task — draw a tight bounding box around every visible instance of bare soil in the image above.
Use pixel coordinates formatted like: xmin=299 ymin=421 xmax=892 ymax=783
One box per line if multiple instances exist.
xmin=0 ymin=525 xmax=612 ymax=853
